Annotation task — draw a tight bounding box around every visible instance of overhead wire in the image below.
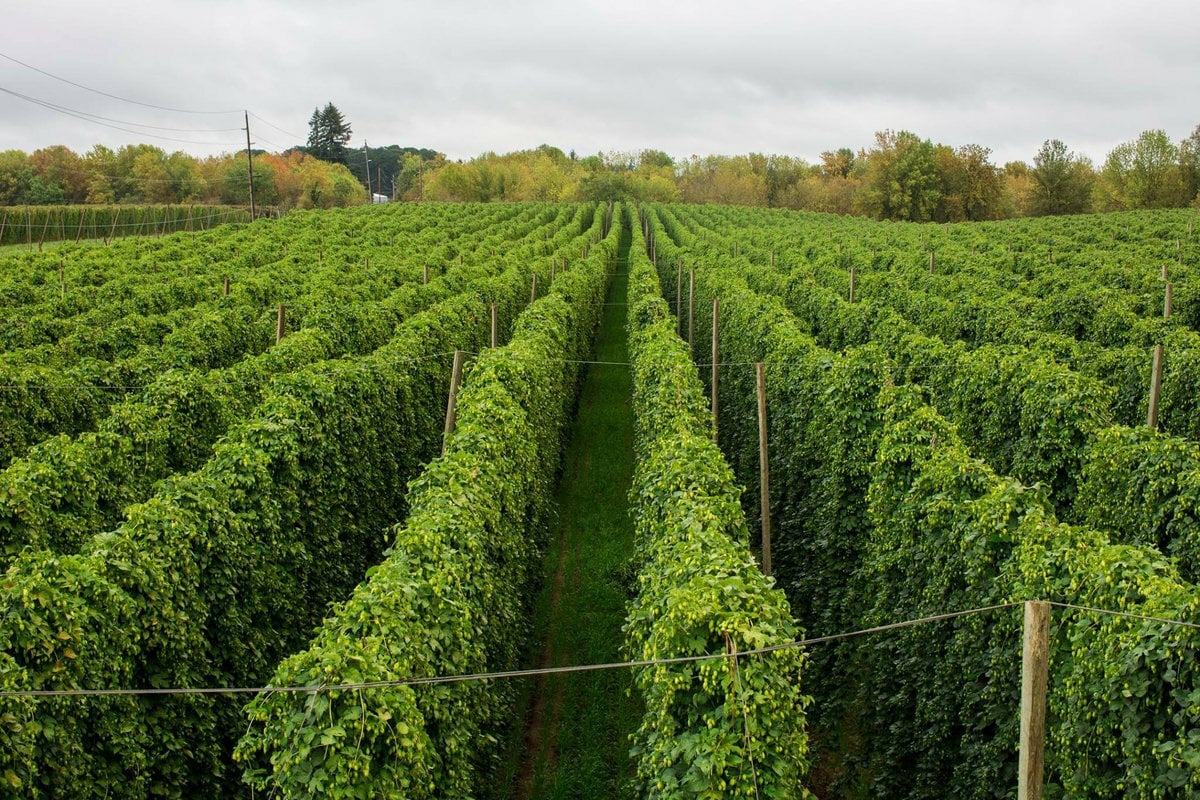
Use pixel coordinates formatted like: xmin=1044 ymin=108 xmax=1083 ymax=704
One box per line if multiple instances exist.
xmin=0 ymin=49 xmax=241 ymax=115
xmin=0 ymin=85 xmax=243 ymax=147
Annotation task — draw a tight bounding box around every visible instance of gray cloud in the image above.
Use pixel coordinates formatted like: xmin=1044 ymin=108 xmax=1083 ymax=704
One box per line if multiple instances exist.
xmin=2 ymin=0 xmax=1197 ymax=168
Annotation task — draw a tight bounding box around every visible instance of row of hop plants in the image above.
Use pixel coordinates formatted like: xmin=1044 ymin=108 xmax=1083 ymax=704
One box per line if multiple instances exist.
xmin=0 ymin=204 xmax=609 ymax=797
xmin=0 ymin=203 xmax=602 ymax=560
xmin=644 ymin=204 xmax=1200 ymax=798
xmin=0 ymin=204 xmax=253 ymax=247
xmin=233 ymin=206 xmax=616 ymax=797
xmin=622 ymin=204 xmax=810 ymax=798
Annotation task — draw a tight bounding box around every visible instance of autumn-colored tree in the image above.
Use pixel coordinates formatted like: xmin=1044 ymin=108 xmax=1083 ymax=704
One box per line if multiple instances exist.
xmin=28 ymin=146 xmax=88 ymax=203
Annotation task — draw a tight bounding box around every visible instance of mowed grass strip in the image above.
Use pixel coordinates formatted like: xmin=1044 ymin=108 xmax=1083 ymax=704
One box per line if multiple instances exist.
xmin=493 ymin=223 xmax=641 ymax=800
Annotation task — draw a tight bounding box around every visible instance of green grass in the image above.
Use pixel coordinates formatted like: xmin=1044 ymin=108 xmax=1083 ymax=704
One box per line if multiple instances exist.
xmin=492 ymin=222 xmax=641 ymax=800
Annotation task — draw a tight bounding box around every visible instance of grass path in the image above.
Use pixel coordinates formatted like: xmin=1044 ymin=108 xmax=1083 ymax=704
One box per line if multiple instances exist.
xmin=493 ymin=221 xmax=641 ymax=799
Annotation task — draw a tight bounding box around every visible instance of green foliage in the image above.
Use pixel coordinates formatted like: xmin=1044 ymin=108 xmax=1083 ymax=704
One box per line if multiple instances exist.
xmin=236 ymin=205 xmax=615 ymax=797
xmin=623 ymin=207 xmax=809 ymax=798
xmin=306 ymin=103 xmax=353 ymax=164
xmin=0 ymin=202 xmax=611 ymax=797
xmin=644 ymin=201 xmax=1200 ymax=798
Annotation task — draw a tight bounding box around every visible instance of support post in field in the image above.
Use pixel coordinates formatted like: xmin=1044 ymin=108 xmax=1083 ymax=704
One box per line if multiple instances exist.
xmin=1019 ymin=600 xmax=1050 ymax=800
xmin=1147 ymin=344 xmax=1164 ymax=430
xmin=756 ymin=362 xmax=772 ymax=577
xmin=929 ymin=250 xmax=935 ymax=274
xmin=490 ymin=302 xmax=498 ymax=348
xmin=1165 ymin=284 xmax=1174 ymax=318
xmin=1162 ymin=263 xmax=1169 ymax=281
xmin=443 ymin=350 xmax=465 ymax=454
xmin=223 ymin=276 xmax=230 ymax=297
xmin=531 ymin=273 xmax=538 ymax=304
xmin=551 ymin=260 xmax=556 ymax=284
xmin=770 ymin=250 xmax=776 ymax=268
xmin=423 ymin=264 xmax=429 ymax=285
xmin=849 ymin=267 xmax=857 ymax=304
xmin=275 ymin=304 xmax=287 ymax=343
xmin=59 ymin=264 xmax=65 ymax=299
xmin=711 ymin=297 xmax=719 ymax=444
xmin=688 ymin=269 xmax=695 ymax=351
xmin=676 ymin=261 xmax=683 ymax=335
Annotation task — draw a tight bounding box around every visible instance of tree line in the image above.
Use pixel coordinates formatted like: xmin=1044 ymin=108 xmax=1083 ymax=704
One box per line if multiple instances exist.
xmin=3 ymin=117 xmax=1197 ymax=220
xmin=419 ymin=127 xmax=1200 ymax=220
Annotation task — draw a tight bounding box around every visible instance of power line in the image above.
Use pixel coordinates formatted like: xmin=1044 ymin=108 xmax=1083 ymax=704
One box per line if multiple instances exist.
xmin=0 ymin=85 xmax=243 ymax=147
xmin=248 ymin=111 xmax=302 ymax=141
xmin=0 ymin=50 xmax=241 ymax=115
xmin=0 ymin=88 xmax=241 ymax=132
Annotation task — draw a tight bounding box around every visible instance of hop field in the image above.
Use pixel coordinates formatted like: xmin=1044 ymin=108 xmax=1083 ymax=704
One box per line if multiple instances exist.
xmin=0 ymin=202 xmax=1197 ymax=798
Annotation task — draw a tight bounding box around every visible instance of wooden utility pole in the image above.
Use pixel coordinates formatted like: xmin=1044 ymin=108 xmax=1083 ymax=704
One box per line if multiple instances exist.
xmin=443 ymin=350 xmax=465 ymax=454
xmin=711 ymin=298 xmax=719 ymax=444
xmin=1019 ymin=600 xmax=1050 ymax=800
xmin=244 ymin=111 xmax=256 ymax=219
xmin=363 ymin=141 xmax=372 ymax=198
xmin=1147 ymin=344 xmax=1164 ymax=430
xmin=275 ymin=304 xmax=287 ymax=343
xmin=756 ymin=362 xmax=772 ymax=577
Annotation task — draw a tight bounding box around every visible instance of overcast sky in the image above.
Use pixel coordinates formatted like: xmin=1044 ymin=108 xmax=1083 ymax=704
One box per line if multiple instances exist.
xmin=2 ymin=0 xmax=1197 ymax=168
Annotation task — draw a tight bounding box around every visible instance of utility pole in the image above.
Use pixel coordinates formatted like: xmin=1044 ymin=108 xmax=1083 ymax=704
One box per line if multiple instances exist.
xmin=364 ymin=141 xmax=372 ymax=198
xmin=244 ymin=111 xmax=256 ymax=219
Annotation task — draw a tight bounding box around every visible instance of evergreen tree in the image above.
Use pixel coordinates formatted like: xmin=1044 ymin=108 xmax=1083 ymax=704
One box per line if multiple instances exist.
xmin=306 ymin=102 xmax=352 ymax=164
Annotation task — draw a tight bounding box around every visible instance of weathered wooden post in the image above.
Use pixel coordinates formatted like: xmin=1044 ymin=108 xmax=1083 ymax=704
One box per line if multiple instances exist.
xmin=1019 ymin=601 xmax=1050 ymax=800
xmin=711 ymin=298 xmax=719 ymax=444
xmin=756 ymin=362 xmax=772 ymax=577
xmin=443 ymin=350 xmax=465 ymax=454
xmin=1147 ymin=345 xmax=1164 ymax=430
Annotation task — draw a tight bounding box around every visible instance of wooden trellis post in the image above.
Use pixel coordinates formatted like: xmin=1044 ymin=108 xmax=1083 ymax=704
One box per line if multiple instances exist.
xmin=443 ymin=350 xmax=465 ymax=454
xmin=275 ymin=304 xmax=287 ymax=343
xmin=1019 ymin=601 xmax=1050 ymax=800
xmin=687 ymin=269 xmax=695 ymax=350
xmin=1147 ymin=345 xmax=1164 ymax=430
xmin=756 ymin=362 xmax=772 ymax=577
xmin=711 ymin=298 xmax=719 ymax=444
